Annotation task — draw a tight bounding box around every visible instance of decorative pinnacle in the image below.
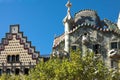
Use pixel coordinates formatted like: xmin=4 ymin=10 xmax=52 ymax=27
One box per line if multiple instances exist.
xmin=63 ymin=0 xmax=72 ymax=23
xmin=66 ymin=0 xmax=72 ymax=13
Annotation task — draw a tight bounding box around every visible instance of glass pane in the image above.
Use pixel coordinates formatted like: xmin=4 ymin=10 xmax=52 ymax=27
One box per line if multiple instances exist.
xmin=111 ymin=42 xmax=117 ymax=49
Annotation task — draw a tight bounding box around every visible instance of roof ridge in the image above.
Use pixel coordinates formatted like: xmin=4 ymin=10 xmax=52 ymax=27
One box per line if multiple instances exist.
xmin=74 ymin=9 xmax=97 ymax=17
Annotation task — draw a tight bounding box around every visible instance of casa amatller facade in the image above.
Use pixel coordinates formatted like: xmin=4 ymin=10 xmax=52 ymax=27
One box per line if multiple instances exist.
xmin=0 ymin=25 xmax=40 ymax=75
xmin=52 ymin=1 xmax=120 ymax=70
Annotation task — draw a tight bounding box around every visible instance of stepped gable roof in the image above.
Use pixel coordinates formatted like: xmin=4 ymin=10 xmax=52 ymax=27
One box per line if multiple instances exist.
xmin=74 ymin=9 xmax=101 ymax=26
xmin=0 ymin=24 xmax=40 ymax=61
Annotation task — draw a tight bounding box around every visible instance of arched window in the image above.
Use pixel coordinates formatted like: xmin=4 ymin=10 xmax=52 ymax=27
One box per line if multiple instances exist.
xmin=16 ymin=55 xmax=19 ymax=62
xmin=12 ymin=55 xmax=15 ymax=62
xmin=6 ymin=69 xmax=11 ymax=75
xmin=7 ymin=55 xmax=11 ymax=62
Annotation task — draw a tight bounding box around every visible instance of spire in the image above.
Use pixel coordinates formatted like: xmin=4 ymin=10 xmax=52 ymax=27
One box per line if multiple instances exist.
xmin=117 ymin=12 xmax=120 ymax=29
xmin=63 ymin=0 xmax=72 ymax=23
xmin=66 ymin=0 xmax=72 ymax=16
xmin=63 ymin=0 xmax=73 ymax=56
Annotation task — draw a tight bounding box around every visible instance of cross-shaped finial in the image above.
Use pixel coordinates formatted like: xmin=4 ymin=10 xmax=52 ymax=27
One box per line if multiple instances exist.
xmin=66 ymin=0 xmax=72 ymax=8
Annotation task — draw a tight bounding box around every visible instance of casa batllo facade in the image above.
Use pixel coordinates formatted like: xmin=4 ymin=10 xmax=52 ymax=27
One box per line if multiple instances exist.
xmin=52 ymin=1 xmax=120 ymax=70
xmin=0 ymin=25 xmax=39 ymax=75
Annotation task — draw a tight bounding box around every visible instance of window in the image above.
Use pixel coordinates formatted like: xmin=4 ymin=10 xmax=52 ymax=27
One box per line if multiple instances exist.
xmin=6 ymin=69 xmax=11 ymax=75
xmin=16 ymin=55 xmax=19 ymax=62
xmin=93 ymin=44 xmax=100 ymax=54
xmin=119 ymin=42 xmax=120 ymax=49
xmin=111 ymin=60 xmax=118 ymax=68
xmin=7 ymin=55 xmax=20 ymax=63
xmin=111 ymin=42 xmax=117 ymax=49
xmin=72 ymin=46 xmax=77 ymax=51
xmin=15 ymin=68 xmax=19 ymax=75
xmin=7 ymin=55 xmax=11 ymax=62
xmin=12 ymin=55 xmax=15 ymax=62
xmin=84 ymin=33 xmax=87 ymax=36
xmin=0 ymin=69 xmax=2 ymax=75
xmin=24 ymin=68 xmax=29 ymax=75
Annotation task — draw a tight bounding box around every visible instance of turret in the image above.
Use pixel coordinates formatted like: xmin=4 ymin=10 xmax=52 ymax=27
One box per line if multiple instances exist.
xmin=63 ymin=0 xmax=73 ymax=55
xmin=117 ymin=12 xmax=120 ymax=29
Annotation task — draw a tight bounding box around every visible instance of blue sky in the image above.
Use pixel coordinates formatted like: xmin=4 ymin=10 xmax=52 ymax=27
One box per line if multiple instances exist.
xmin=0 ymin=0 xmax=119 ymax=55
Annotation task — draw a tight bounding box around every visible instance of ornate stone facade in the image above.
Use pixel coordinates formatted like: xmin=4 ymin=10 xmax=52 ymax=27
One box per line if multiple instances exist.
xmin=52 ymin=1 xmax=120 ymax=69
xmin=0 ymin=25 xmax=40 ymax=75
